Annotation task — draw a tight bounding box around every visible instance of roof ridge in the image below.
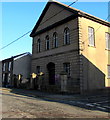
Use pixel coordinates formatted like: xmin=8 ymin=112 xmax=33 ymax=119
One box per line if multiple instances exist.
xmin=30 ymin=0 xmax=110 ymax=37
xmin=52 ymin=0 xmax=110 ymax=24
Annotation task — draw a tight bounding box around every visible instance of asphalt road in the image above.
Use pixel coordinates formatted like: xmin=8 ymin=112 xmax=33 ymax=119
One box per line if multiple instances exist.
xmin=1 ymin=88 xmax=110 ymax=118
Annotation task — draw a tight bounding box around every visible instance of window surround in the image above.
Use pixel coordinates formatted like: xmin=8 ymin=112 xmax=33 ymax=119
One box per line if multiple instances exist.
xmin=37 ymin=39 xmax=41 ymax=52
xmin=53 ymin=32 xmax=58 ymax=48
xmin=105 ymin=32 xmax=110 ymax=50
xmin=3 ymin=63 xmax=6 ymax=71
xmin=8 ymin=62 xmax=11 ymax=71
xmin=45 ymin=35 xmax=50 ymax=50
xmin=63 ymin=62 xmax=70 ymax=76
xmin=88 ymin=26 xmax=95 ymax=47
xmin=8 ymin=73 xmax=11 ymax=83
xmin=64 ymin=27 xmax=70 ymax=45
xmin=36 ymin=66 xmax=41 ymax=74
xmin=2 ymin=74 xmax=5 ymax=82
xmin=107 ymin=65 xmax=110 ymax=79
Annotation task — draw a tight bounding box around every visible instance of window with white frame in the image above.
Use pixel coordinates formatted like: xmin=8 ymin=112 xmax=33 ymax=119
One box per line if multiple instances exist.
xmin=8 ymin=73 xmax=11 ymax=83
xmin=53 ymin=32 xmax=58 ymax=48
xmin=64 ymin=28 xmax=70 ymax=45
xmin=8 ymin=62 xmax=11 ymax=71
xmin=3 ymin=63 xmax=6 ymax=71
xmin=2 ymin=74 xmax=5 ymax=82
xmin=37 ymin=39 xmax=41 ymax=52
xmin=88 ymin=27 xmax=95 ymax=46
xmin=63 ymin=63 xmax=70 ymax=76
xmin=105 ymin=32 xmax=110 ymax=50
xmin=46 ymin=35 xmax=50 ymax=50
xmin=108 ymin=65 xmax=110 ymax=78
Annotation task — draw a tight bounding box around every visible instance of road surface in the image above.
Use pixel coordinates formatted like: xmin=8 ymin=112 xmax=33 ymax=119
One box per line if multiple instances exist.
xmin=1 ymin=88 xmax=110 ymax=118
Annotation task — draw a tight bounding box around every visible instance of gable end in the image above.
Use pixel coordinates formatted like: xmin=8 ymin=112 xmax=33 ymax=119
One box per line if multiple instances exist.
xmin=30 ymin=1 xmax=78 ymax=37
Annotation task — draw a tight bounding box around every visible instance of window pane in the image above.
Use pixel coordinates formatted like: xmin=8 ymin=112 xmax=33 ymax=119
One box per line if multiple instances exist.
xmin=8 ymin=73 xmax=11 ymax=83
xmin=88 ymin=27 xmax=95 ymax=46
xmin=36 ymin=66 xmax=40 ymax=74
xmin=3 ymin=63 xmax=6 ymax=71
xmin=105 ymin=33 xmax=110 ymax=49
xmin=53 ymin=32 xmax=58 ymax=48
xmin=2 ymin=74 xmax=5 ymax=82
xmin=108 ymin=65 xmax=110 ymax=78
xmin=63 ymin=63 xmax=70 ymax=76
xmin=88 ymin=27 xmax=91 ymax=45
xmin=47 ymin=40 xmax=49 ymax=50
xmin=64 ymin=28 xmax=70 ymax=45
xmin=38 ymin=39 xmax=41 ymax=52
xmin=8 ymin=62 xmax=11 ymax=71
xmin=46 ymin=36 xmax=50 ymax=50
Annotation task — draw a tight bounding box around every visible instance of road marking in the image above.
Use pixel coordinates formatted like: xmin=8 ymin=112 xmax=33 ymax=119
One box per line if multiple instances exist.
xmin=104 ymin=105 xmax=110 ymax=108
xmin=93 ymin=101 xmax=109 ymax=104
xmin=69 ymin=101 xmax=76 ymax=104
xmin=93 ymin=103 xmax=110 ymax=107
xmin=97 ymin=106 xmax=106 ymax=110
xmin=86 ymin=104 xmax=94 ymax=107
xmin=77 ymin=102 xmax=85 ymax=105
xmin=103 ymin=106 xmax=110 ymax=109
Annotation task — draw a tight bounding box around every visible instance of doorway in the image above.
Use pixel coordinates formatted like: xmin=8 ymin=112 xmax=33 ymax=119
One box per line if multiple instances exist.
xmin=47 ymin=62 xmax=55 ymax=85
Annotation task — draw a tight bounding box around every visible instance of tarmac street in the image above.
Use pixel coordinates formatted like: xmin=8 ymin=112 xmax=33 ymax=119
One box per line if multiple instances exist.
xmin=1 ymin=88 xmax=110 ymax=118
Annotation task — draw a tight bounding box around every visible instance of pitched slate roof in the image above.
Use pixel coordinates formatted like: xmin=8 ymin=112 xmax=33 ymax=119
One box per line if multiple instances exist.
xmin=30 ymin=0 xmax=110 ymax=37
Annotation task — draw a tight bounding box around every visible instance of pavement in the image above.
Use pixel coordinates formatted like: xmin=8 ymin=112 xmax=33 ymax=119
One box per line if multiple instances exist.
xmin=1 ymin=87 xmax=110 ymax=113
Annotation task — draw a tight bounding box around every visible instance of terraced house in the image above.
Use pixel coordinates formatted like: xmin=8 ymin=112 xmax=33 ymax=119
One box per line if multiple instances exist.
xmin=2 ymin=52 xmax=31 ymax=87
xmin=30 ymin=0 xmax=110 ymax=94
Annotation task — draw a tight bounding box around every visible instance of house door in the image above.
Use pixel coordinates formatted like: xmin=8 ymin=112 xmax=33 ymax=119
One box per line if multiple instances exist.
xmin=47 ymin=62 xmax=55 ymax=85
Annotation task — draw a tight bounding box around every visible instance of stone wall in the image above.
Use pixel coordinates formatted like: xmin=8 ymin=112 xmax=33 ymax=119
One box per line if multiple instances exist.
xmin=32 ymin=18 xmax=80 ymax=93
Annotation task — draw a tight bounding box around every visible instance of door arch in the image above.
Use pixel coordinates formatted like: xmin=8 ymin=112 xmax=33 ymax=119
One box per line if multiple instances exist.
xmin=47 ymin=62 xmax=55 ymax=85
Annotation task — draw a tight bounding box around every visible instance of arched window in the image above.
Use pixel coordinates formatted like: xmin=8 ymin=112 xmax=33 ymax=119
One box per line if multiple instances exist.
xmin=37 ymin=39 xmax=41 ymax=52
xmin=46 ymin=35 xmax=50 ymax=50
xmin=53 ymin=32 xmax=58 ymax=48
xmin=64 ymin=27 xmax=70 ymax=45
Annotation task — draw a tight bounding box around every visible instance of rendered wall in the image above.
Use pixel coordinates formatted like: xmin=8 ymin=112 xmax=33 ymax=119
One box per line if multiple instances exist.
xmin=13 ymin=54 xmax=31 ymax=79
xmin=79 ymin=16 xmax=110 ymax=92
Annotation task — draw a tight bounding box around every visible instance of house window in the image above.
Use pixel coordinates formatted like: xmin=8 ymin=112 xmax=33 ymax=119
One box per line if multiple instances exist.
xmin=63 ymin=63 xmax=70 ymax=76
xmin=8 ymin=73 xmax=11 ymax=83
xmin=46 ymin=35 xmax=50 ymax=50
xmin=88 ymin=27 xmax=95 ymax=46
xmin=53 ymin=32 xmax=58 ymax=48
xmin=3 ymin=63 xmax=6 ymax=71
xmin=64 ymin=27 xmax=70 ymax=45
xmin=8 ymin=62 xmax=11 ymax=71
xmin=2 ymin=74 xmax=5 ymax=82
xmin=108 ymin=65 xmax=110 ymax=78
xmin=36 ymin=66 xmax=41 ymax=74
xmin=37 ymin=39 xmax=41 ymax=52
xmin=105 ymin=32 xmax=110 ymax=50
